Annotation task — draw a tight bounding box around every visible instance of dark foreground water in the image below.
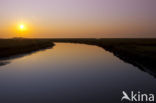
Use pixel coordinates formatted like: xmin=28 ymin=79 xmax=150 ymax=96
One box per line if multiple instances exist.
xmin=0 ymin=43 xmax=156 ymax=103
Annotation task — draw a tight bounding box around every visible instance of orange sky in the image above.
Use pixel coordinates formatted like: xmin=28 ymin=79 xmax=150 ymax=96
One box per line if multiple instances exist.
xmin=0 ymin=0 xmax=156 ymax=38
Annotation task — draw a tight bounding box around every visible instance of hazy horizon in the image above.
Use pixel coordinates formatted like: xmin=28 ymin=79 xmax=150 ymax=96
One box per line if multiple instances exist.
xmin=0 ymin=0 xmax=156 ymax=38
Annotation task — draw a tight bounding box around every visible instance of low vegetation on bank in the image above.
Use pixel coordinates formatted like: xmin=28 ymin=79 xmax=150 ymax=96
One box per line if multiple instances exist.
xmin=51 ymin=38 xmax=156 ymax=77
xmin=0 ymin=38 xmax=54 ymax=58
xmin=0 ymin=38 xmax=156 ymax=77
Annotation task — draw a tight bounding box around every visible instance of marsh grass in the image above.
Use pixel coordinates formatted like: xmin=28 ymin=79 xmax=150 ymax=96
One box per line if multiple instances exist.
xmin=0 ymin=38 xmax=156 ymax=76
xmin=50 ymin=38 xmax=156 ymax=76
xmin=0 ymin=38 xmax=54 ymax=58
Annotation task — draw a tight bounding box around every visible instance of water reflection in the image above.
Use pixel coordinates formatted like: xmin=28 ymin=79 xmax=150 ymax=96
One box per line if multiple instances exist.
xmin=0 ymin=43 xmax=156 ymax=103
xmin=0 ymin=47 xmax=53 ymax=67
xmin=0 ymin=61 xmax=10 ymax=66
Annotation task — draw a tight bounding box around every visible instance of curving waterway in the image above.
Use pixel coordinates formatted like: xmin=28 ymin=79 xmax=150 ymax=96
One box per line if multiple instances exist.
xmin=0 ymin=43 xmax=156 ymax=103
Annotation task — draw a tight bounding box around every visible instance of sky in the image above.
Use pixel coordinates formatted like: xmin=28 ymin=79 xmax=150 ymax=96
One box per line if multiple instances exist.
xmin=0 ymin=0 xmax=156 ymax=38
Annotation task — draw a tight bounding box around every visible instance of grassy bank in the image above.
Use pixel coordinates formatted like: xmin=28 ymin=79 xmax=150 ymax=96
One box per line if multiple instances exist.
xmin=0 ymin=38 xmax=54 ymax=58
xmin=0 ymin=38 xmax=156 ymax=77
xmin=51 ymin=38 xmax=156 ymax=77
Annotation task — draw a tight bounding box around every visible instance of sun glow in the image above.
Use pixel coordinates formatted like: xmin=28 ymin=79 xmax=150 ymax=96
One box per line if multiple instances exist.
xmin=14 ymin=22 xmax=30 ymax=37
xmin=19 ymin=24 xmax=24 ymax=30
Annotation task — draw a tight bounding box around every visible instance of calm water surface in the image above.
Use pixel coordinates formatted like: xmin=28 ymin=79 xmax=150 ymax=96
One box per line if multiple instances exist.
xmin=0 ymin=43 xmax=156 ymax=103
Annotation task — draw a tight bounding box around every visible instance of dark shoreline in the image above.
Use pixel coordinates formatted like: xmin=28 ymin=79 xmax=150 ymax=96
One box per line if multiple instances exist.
xmin=50 ymin=38 xmax=156 ymax=77
xmin=0 ymin=39 xmax=55 ymax=58
xmin=0 ymin=38 xmax=156 ymax=77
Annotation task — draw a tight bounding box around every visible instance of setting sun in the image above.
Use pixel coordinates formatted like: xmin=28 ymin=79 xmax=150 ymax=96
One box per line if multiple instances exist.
xmin=15 ymin=23 xmax=30 ymax=37
xmin=19 ymin=24 xmax=24 ymax=30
